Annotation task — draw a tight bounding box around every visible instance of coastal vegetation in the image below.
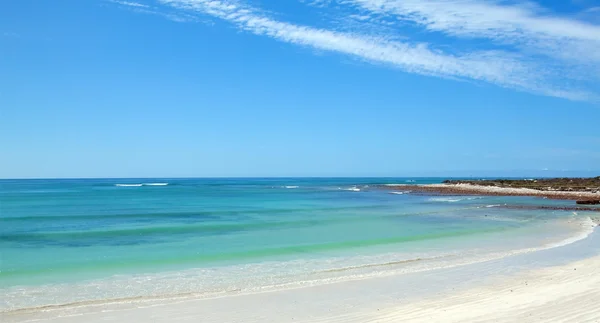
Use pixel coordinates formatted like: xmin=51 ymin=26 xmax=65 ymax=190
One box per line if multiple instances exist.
xmin=443 ymin=177 xmax=600 ymax=193
xmin=380 ymin=177 xmax=600 ymax=204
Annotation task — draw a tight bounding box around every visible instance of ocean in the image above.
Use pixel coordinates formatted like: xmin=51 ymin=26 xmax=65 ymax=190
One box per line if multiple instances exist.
xmin=0 ymin=178 xmax=595 ymax=311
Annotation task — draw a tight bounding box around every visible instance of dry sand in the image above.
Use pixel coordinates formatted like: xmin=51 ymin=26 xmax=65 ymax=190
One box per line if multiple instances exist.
xmin=371 ymin=256 xmax=600 ymax=323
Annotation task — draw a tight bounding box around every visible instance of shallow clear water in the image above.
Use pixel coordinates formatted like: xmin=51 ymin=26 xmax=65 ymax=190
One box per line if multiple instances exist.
xmin=0 ymin=178 xmax=595 ymax=311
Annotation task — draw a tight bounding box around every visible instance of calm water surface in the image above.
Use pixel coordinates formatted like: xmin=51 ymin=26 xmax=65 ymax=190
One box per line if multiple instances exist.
xmin=0 ymin=178 xmax=594 ymax=310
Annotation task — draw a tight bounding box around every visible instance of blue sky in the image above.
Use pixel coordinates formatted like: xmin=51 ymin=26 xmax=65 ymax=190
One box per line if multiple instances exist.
xmin=1 ymin=0 xmax=599 ymax=178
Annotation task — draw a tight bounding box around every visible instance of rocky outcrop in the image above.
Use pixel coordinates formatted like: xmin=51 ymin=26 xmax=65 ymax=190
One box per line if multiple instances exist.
xmin=498 ymin=204 xmax=599 ymax=212
xmin=576 ymin=200 xmax=600 ymax=205
xmin=443 ymin=177 xmax=600 ymax=193
xmin=378 ymin=182 xmax=600 ymax=201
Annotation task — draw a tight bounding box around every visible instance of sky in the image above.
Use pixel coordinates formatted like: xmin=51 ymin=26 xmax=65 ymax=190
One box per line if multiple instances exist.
xmin=1 ymin=0 xmax=599 ymax=178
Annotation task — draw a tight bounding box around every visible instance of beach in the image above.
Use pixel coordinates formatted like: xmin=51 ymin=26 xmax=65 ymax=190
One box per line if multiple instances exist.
xmin=2 ymin=178 xmax=599 ymax=322
xmin=4 ymin=227 xmax=599 ymax=323
xmin=380 ymin=257 xmax=600 ymax=323
xmin=382 ymin=183 xmax=600 ymax=201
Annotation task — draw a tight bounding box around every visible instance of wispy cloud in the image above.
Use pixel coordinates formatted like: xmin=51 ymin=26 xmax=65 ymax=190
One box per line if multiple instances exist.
xmin=341 ymin=0 xmax=600 ymax=64
xmin=2 ymin=31 xmax=20 ymax=38
xmin=109 ymin=0 xmax=600 ymax=102
xmin=106 ymin=0 xmax=197 ymax=22
xmin=109 ymin=0 xmax=150 ymax=8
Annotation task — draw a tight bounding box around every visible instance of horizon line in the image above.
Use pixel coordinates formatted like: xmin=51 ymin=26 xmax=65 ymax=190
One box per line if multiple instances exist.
xmin=2 ymin=175 xmax=598 ymax=180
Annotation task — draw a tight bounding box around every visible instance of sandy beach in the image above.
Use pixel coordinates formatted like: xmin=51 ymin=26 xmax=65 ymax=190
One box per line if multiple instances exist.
xmin=5 ymin=257 xmax=599 ymax=323
xmin=383 ymin=183 xmax=600 ymax=201
xmin=374 ymin=256 xmax=600 ymax=323
xmin=5 ymin=229 xmax=599 ymax=323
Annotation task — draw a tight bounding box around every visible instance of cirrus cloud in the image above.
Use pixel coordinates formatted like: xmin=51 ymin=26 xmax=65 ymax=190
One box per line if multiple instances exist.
xmin=111 ymin=0 xmax=600 ymax=102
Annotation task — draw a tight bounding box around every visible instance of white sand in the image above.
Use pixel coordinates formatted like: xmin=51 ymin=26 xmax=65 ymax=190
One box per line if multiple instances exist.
xmin=451 ymin=183 xmax=600 ymax=198
xmin=405 ymin=183 xmax=600 ymax=199
xmin=372 ymin=256 xmax=600 ymax=323
xmin=5 ymin=254 xmax=599 ymax=323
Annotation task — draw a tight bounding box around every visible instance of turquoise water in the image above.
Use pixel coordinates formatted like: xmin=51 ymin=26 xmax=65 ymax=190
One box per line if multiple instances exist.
xmin=0 ymin=178 xmax=594 ymax=310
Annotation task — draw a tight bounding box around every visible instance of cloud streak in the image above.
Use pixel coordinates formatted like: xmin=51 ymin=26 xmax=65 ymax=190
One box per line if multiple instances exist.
xmin=107 ymin=0 xmax=198 ymax=22
xmin=111 ymin=0 xmax=600 ymax=102
xmin=342 ymin=0 xmax=600 ymax=66
xmin=109 ymin=0 xmax=150 ymax=8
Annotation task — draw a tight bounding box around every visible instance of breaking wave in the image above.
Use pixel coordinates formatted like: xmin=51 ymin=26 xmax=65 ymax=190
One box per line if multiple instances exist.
xmin=389 ymin=191 xmax=410 ymax=195
xmin=115 ymin=183 xmax=169 ymax=187
xmin=428 ymin=197 xmax=482 ymax=203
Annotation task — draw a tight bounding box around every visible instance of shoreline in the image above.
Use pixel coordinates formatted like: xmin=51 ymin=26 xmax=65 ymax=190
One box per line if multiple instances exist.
xmin=4 ymin=228 xmax=599 ymax=323
xmin=3 ymin=179 xmax=600 ymax=322
xmin=381 ymin=183 xmax=600 ymax=201
xmin=2 ymin=200 xmax=598 ymax=315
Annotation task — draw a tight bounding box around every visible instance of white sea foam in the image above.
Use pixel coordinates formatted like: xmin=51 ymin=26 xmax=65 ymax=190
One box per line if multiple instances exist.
xmin=428 ymin=197 xmax=482 ymax=203
xmin=115 ymin=183 xmax=168 ymax=187
xmin=284 ymin=186 xmax=299 ymax=189
xmin=428 ymin=197 xmax=462 ymax=202
xmin=539 ymin=217 xmax=595 ymax=250
xmin=389 ymin=191 xmax=410 ymax=195
xmin=345 ymin=187 xmax=361 ymax=192
xmin=486 ymin=204 xmax=501 ymax=208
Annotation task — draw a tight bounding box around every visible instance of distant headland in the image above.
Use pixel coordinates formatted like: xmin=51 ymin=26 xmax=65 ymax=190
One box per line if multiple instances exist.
xmin=381 ymin=177 xmax=600 ymax=205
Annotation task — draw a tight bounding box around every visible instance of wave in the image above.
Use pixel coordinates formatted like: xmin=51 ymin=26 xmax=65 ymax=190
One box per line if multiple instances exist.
xmin=389 ymin=191 xmax=411 ymax=195
xmin=428 ymin=197 xmax=482 ymax=203
xmin=345 ymin=187 xmax=361 ymax=192
xmin=283 ymin=186 xmax=299 ymax=189
xmin=546 ymin=217 xmax=596 ymax=248
xmin=115 ymin=183 xmax=169 ymax=187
